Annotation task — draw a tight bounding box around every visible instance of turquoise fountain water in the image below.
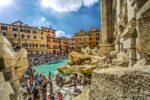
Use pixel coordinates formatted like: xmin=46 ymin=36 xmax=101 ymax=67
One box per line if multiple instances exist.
xmin=33 ymin=59 xmax=68 ymax=78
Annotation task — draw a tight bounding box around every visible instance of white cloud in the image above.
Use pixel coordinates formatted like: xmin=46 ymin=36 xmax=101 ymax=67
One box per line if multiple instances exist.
xmin=56 ymin=30 xmax=66 ymax=37
xmin=40 ymin=17 xmax=46 ymax=22
xmin=14 ymin=5 xmax=20 ymax=10
xmin=17 ymin=7 xmax=20 ymax=10
xmin=83 ymin=0 xmax=98 ymax=7
xmin=40 ymin=0 xmax=98 ymax=13
xmin=0 ymin=0 xmax=13 ymax=8
xmin=31 ymin=17 xmax=51 ymax=27
xmin=56 ymin=30 xmax=71 ymax=37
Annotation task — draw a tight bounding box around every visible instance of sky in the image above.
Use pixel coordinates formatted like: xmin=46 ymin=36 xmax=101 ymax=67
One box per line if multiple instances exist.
xmin=0 ymin=0 xmax=101 ymax=37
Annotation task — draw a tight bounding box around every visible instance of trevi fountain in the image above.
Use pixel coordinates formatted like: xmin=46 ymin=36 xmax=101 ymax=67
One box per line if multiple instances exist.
xmin=0 ymin=0 xmax=150 ymax=100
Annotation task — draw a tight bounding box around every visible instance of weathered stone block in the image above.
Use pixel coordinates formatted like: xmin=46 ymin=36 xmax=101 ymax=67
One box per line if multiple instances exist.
xmin=128 ymin=48 xmax=137 ymax=67
xmin=0 ymin=82 xmax=14 ymax=100
xmin=0 ymin=34 xmax=29 ymax=79
xmin=89 ymin=66 xmax=150 ymax=100
xmin=0 ymin=33 xmax=28 ymax=99
xmin=123 ymin=38 xmax=136 ymax=49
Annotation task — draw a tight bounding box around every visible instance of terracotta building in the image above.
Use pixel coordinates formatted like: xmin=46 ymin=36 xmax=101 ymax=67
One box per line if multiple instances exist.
xmin=54 ymin=38 xmax=61 ymax=54
xmin=74 ymin=30 xmax=89 ymax=52
xmin=74 ymin=28 xmax=101 ymax=52
xmin=0 ymin=20 xmax=72 ymax=54
xmin=0 ymin=20 xmax=47 ymax=54
xmin=0 ymin=21 xmax=47 ymax=53
xmin=58 ymin=37 xmax=68 ymax=53
xmin=0 ymin=21 xmax=101 ymax=54
xmin=67 ymin=38 xmax=75 ymax=53
xmin=89 ymin=28 xmax=101 ymax=49
xmin=41 ymin=27 xmax=56 ymax=54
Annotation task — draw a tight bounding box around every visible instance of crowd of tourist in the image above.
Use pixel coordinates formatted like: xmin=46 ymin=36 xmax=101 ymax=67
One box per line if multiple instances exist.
xmin=20 ymin=53 xmax=86 ymax=100
xmin=20 ymin=53 xmax=69 ymax=99
xmin=28 ymin=54 xmax=68 ymax=67
xmin=21 ymin=68 xmax=64 ymax=100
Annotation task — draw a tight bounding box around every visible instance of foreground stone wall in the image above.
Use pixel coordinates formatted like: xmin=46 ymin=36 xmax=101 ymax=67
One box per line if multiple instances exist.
xmin=0 ymin=34 xmax=29 ymax=79
xmin=0 ymin=34 xmax=29 ymax=99
xmin=0 ymin=72 xmax=15 ymax=100
xmin=89 ymin=66 xmax=150 ymax=100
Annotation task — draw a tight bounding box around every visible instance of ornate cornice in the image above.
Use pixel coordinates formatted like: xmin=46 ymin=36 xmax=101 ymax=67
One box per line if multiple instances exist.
xmin=136 ymin=0 xmax=150 ymax=20
xmin=121 ymin=18 xmax=137 ymax=40
xmin=131 ymin=0 xmax=136 ymax=6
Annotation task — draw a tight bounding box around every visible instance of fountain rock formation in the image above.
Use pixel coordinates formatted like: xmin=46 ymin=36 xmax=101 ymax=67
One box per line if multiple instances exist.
xmin=81 ymin=47 xmax=91 ymax=55
xmin=63 ymin=72 xmax=90 ymax=87
xmin=81 ymin=47 xmax=98 ymax=56
xmin=0 ymin=34 xmax=29 ymax=99
xmin=68 ymin=51 xmax=91 ymax=65
xmin=91 ymin=47 xmax=98 ymax=55
xmin=0 ymin=34 xmax=28 ymax=79
xmin=58 ymin=51 xmax=97 ymax=77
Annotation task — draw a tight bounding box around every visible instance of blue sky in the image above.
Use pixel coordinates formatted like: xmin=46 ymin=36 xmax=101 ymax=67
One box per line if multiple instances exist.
xmin=0 ymin=0 xmax=101 ymax=37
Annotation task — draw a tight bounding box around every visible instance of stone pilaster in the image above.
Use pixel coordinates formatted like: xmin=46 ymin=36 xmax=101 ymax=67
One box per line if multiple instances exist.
xmin=121 ymin=18 xmax=137 ymax=67
xmin=99 ymin=0 xmax=114 ymax=56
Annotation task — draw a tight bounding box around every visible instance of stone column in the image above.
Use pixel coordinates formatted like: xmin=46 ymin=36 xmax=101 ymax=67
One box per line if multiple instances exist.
xmin=99 ymin=0 xmax=114 ymax=56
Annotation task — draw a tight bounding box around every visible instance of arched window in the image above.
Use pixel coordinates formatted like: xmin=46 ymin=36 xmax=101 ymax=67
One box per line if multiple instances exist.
xmin=3 ymin=32 xmax=6 ymax=36
xmin=22 ymin=34 xmax=24 ymax=38
xmin=34 ymin=36 xmax=36 ymax=39
xmin=14 ymin=34 xmax=17 ymax=37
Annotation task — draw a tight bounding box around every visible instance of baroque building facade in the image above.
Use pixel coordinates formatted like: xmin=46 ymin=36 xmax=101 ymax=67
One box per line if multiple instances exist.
xmin=74 ymin=28 xmax=101 ymax=52
xmin=67 ymin=38 xmax=75 ymax=53
xmin=0 ymin=21 xmax=101 ymax=54
xmin=89 ymin=28 xmax=101 ymax=49
xmin=0 ymin=21 xmax=47 ymax=54
xmin=74 ymin=30 xmax=89 ymax=52
xmin=0 ymin=21 xmax=56 ymax=54
xmin=42 ymin=27 xmax=56 ymax=54
xmin=99 ymin=0 xmax=150 ymax=67
xmin=56 ymin=37 xmax=68 ymax=54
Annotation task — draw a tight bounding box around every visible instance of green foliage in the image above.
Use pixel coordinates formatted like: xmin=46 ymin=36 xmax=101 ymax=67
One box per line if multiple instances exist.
xmin=57 ymin=66 xmax=96 ymax=78
xmin=57 ymin=67 xmax=76 ymax=75
xmin=79 ymin=68 xmax=93 ymax=78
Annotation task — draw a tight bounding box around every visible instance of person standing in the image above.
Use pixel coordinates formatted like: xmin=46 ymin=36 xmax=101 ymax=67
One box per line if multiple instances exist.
xmin=73 ymin=73 xmax=78 ymax=90
xmin=37 ymin=73 xmax=42 ymax=86
xmin=57 ymin=92 xmax=63 ymax=100
xmin=47 ymin=93 xmax=52 ymax=100
xmin=59 ymin=77 xmax=64 ymax=88
xmin=49 ymin=72 xmax=52 ymax=82
xmin=49 ymin=81 xmax=53 ymax=95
